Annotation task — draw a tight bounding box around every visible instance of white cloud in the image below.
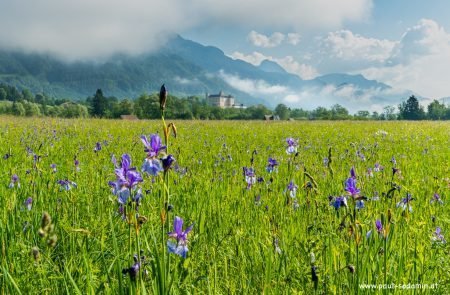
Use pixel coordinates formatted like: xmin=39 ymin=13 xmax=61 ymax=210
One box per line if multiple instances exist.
xmin=247 ymin=31 xmax=285 ymax=48
xmin=321 ymin=30 xmax=396 ymax=63
xmin=247 ymin=31 xmax=301 ymax=47
xmin=287 ymin=33 xmax=301 ymax=45
xmin=174 ymin=77 xmax=199 ymax=85
xmin=276 ymin=56 xmax=319 ymax=79
xmin=0 ymin=0 xmax=372 ymax=60
xmin=280 ymin=84 xmax=406 ymax=113
xmin=219 ymin=70 xmax=287 ymax=95
xmin=389 ymin=19 xmax=450 ymax=65
xmin=230 ymin=51 xmax=268 ymax=66
xmin=362 ymin=19 xmax=450 ymax=98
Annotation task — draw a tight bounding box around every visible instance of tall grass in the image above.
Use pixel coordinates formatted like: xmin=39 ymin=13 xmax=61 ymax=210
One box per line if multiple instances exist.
xmin=0 ymin=116 xmax=449 ymax=294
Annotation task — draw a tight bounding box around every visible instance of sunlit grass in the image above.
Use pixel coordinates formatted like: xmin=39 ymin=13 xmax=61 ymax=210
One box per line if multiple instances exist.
xmin=0 ymin=117 xmax=449 ymax=294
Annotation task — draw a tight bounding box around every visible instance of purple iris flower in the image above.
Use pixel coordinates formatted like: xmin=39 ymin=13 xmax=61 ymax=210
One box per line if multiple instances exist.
xmin=375 ymin=220 xmax=383 ymax=234
xmin=355 ymin=200 xmax=365 ymax=210
xmin=57 ymin=179 xmax=77 ymax=191
xmin=266 ymin=157 xmax=279 ymax=173
xmin=50 ymin=164 xmax=57 ymax=173
xmin=358 ymin=151 xmax=366 ymax=161
xmin=330 ymin=196 xmax=347 ymax=210
xmin=390 ymin=156 xmax=396 ymax=165
xmin=142 ymin=158 xmax=163 ymax=176
xmin=74 ymin=159 xmax=80 ymax=172
xmin=344 ymin=177 xmax=360 ymax=197
xmin=374 ymin=163 xmax=383 ymax=172
xmin=273 ymin=238 xmax=282 ymax=254
xmin=161 ymin=155 xmax=176 ymax=171
xmin=432 ymin=227 xmax=446 ymax=243
xmin=430 ymin=193 xmax=443 ymax=204
xmin=24 ymin=197 xmax=33 ymax=211
xmin=286 ymin=138 xmax=298 ymax=155
xmin=9 ymin=174 xmax=20 ymax=188
xmin=114 ymin=154 xmax=143 ymax=188
xmin=141 ymin=134 xmax=166 ymax=158
xmin=254 ymin=195 xmax=261 ymax=205
xmin=122 ymin=254 xmax=142 ymax=281
xmin=167 ymin=216 xmax=193 ymax=258
xmin=350 ymin=167 xmax=356 ymax=178
xmin=396 ymin=193 xmax=413 ymax=212
xmin=243 ymin=167 xmax=256 ymax=188
xmin=286 ymin=181 xmax=298 ymax=198
xmin=94 ymin=142 xmax=102 ymax=152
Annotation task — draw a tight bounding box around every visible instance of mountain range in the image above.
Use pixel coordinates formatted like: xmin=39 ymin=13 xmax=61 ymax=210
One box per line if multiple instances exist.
xmin=0 ymin=35 xmax=416 ymax=111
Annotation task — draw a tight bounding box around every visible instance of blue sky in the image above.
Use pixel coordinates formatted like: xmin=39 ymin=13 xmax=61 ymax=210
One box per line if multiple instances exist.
xmin=1 ymin=0 xmax=449 ymax=106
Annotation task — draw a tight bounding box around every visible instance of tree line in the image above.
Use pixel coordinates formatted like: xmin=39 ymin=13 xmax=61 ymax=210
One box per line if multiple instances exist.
xmin=0 ymin=84 xmax=449 ymax=120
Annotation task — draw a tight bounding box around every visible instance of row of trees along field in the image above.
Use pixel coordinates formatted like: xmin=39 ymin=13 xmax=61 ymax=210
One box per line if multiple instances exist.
xmin=1 ymin=84 xmax=449 ymax=120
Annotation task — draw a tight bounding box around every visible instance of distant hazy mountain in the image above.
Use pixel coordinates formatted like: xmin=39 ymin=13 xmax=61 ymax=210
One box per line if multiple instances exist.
xmin=315 ymin=73 xmax=391 ymax=90
xmin=0 ymin=34 xmax=415 ymax=110
xmin=258 ymin=60 xmax=288 ymax=74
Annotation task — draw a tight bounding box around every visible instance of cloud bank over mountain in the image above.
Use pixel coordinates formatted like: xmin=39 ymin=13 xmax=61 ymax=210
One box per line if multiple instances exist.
xmin=0 ymin=0 xmax=371 ymax=60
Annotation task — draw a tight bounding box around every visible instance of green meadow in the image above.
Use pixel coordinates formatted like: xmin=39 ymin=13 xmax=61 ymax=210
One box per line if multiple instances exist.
xmin=1 ymin=116 xmax=449 ymax=294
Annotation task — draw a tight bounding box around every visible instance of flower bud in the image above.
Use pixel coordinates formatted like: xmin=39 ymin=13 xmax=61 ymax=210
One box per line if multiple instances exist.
xmin=31 ymin=247 xmax=40 ymax=262
xmin=159 ymin=84 xmax=168 ymax=111
xmin=41 ymin=212 xmax=51 ymax=229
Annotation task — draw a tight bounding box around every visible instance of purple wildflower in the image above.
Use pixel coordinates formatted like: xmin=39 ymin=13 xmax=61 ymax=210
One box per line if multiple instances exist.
xmin=140 ymin=134 xmax=166 ymax=158
xmin=350 ymin=167 xmax=356 ymax=178
xmin=243 ymin=167 xmax=256 ymax=189
xmin=74 ymin=159 xmax=80 ymax=172
xmin=9 ymin=174 xmax=20 ymax=188
xmin=142 ymin=158 xmax=163 ymax=176
xmin=430 ymin=193 xmax=443 ymax=204
xmin=330 ymin=196 xmax=347 ymax=210
xmin=24 ymin=197 xmax=33 ymax=211
xmin=273 ymin=238 xmax=282 ymax=254
xmin=374 ymin=163 xmax=383 ymax=172
xmin=167 ymin=216 xmax=193 ymax=258
xmin=375 ymin=220 xmax=383 ymax=234
xmin=50 ymin=164 xmax=57 ymax=173
xmin=57 ymin=179 xmax=77 ymax=191
xmin=114 ymin=154 xmax=143 ymax=189
xmin=94 ymin=142 xmax=102 ymax=152
xmin=266 ymin=157 xmax=278 ymax=173
xmin=122 ymin=254 xmax=143 ymax=281
xmin=344 ymin=177 xmax=360 ymax=197
xmin=161 ymin=154 xmax=176 ymax=171
xmin=390 ymin=156 xmax=396 ymax=165
xmin=357 ymin=150 xmax=366 ymax=161
xmin=397 ymin=193 xmax=413 ymax=212
xmin=286 ymin=138 xmax=298 ymax=155
xmin=432 ymin=227 xmax=446 ymax=243
xmin=286 ymin=181 xmax=298 ymax=198
xmin=355 ymin=200 xmax=365 ymax=210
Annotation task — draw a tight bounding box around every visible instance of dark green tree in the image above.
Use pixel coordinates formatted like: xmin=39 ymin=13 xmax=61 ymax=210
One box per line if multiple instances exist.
xmin=91 ymin=89 xmax=108 ymax=117
xmin=0 ymin=88 xmax=6 ymax=100
xmin=274 ymin=103 xmax=290 ymax=120
xmin=427 ymin=99 xmax=446 ymax=120
xmin=331 ymin=104 xmax=349 ymax=120
xmin=12 ymin=101 xmax=25 ymax=116
xmin=398 ymin=95 xmax=425 ymax=120
xmin=383 ymin=105 xmax=397 ymax=120
xmin=311 ymin=106 xmax=331 ymax=120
